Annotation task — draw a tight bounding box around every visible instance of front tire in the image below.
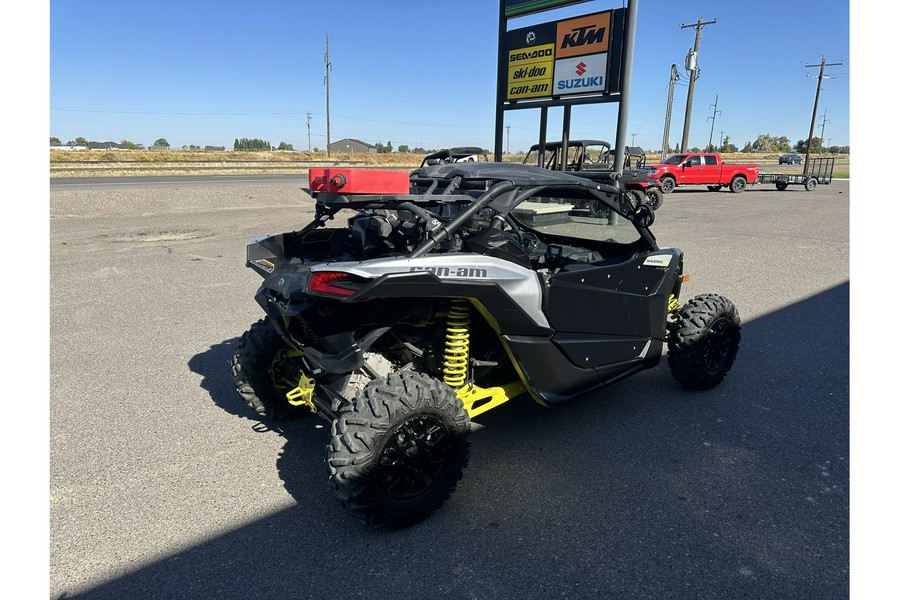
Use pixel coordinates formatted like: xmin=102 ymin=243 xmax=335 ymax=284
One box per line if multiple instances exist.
xmin=804 ymin=177 xmax=818 ymax=191
xmin=328 ymin=372 xmax=471 ymax=527
xmin=668 ymin=294 xmax=741 ymax=390
xmin=660 ymin=176 xmax=676 ymax=194
xmin=232 ymin=318 xmax=313 ymax=419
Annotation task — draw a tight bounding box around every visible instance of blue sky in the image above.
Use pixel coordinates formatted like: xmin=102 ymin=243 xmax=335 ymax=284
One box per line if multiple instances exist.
xmin=49 ymin=0 xmax=851 ymax=153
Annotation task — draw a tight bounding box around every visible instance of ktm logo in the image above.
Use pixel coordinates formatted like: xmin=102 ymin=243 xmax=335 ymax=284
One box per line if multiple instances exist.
xmin=575 ymin=62 xmax=587 ymax=76
xmin=561 ymin=25 xmax=605 ymax=49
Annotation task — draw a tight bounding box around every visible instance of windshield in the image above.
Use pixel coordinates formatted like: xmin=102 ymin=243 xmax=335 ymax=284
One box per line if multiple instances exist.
xmin=508 ymin=193 xmax=642 ymax=246
xmin=661 ymin=154 xmax=686 ymax=165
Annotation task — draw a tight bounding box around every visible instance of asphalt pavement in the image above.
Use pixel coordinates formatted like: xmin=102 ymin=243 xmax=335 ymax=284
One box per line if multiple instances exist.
xmin=49 ymin=176 xmax=849 ymax=599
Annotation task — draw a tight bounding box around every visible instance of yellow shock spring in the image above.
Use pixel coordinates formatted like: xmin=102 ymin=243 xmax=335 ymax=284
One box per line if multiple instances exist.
xmin=668 ymin=293 xmax=681 ymax=315
xmin=443 ymin=299 xmax=471 ymax=389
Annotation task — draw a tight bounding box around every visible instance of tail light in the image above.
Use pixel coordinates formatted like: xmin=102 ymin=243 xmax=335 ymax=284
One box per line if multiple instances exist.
xmin=307 ymin=271 xmax=363 ymax=297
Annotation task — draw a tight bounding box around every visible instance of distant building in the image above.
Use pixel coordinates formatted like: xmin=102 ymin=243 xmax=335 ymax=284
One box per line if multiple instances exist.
xmin=87 ymin=141 xmax=127 ymax=150
xmin=328 ymin=138 xmax=377 ymax=154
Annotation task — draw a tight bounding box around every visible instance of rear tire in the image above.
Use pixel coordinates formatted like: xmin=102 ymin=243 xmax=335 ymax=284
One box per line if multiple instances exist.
xmin=328 ymin=372 xmax=471 ymax=527
xmin=775 ymin=181 xmax=789 ymax=191
xmin=804 ymin=177 xmax=818 ymax=191
xmin=232 ymin=318 xmax=313 ymax=419
xmin=668 ymin=294 xmax=741 ymax=390
xmin=729 ymin=176 xmax=747 ymax=193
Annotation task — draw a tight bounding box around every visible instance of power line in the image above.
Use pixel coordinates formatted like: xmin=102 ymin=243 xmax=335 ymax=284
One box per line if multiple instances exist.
xmin=803 ymin=56 xmax=842 ymax=171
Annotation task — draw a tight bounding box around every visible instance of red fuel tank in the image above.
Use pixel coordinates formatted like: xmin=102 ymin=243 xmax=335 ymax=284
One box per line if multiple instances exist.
xmin=308 ymin=168 xmax=410 ymax=194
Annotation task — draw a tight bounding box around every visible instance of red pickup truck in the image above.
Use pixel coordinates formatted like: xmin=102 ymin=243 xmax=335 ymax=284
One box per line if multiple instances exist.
xmin=648 ymin=153 xmax=759 ymax=194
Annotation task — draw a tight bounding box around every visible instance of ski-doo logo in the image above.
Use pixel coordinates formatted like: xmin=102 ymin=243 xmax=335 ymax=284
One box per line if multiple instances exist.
xmin=409 ymin=266 xmax=488 ymax=278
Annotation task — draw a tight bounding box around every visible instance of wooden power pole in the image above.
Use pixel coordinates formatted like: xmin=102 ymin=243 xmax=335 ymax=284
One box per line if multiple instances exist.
xmin=803 ymin=56 xmax=841 ymax=173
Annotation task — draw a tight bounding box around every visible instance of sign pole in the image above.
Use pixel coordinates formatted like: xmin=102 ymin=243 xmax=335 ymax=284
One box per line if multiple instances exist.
xmin=612 ymin=0 xmax=638 ymax=176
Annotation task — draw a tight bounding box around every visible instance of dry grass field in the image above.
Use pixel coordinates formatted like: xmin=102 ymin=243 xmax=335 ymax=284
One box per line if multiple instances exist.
xmin=49 ymin=149 xmax=849 ymax=178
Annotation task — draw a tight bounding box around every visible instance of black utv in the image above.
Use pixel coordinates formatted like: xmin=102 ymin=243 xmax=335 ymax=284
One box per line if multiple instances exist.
xmin=232 ymin=162 xmax=740 ymax=527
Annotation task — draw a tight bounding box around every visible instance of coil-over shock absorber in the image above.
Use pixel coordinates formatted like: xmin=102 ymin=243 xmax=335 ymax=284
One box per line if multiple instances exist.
xmin=443 ymin=299 xmax=471 ymax=390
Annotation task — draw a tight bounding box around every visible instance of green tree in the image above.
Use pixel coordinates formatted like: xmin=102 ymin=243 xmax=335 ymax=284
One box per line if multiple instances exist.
xmin=75 ymin=137 xmax=88 ymax=146
xmin=720 ymin=136 xmax=738 ymax=153
xmin=398 ymin=144 xmax=410 ymax=153
xmin=153 ymin=138 xmax=170 ymax=148
xmin=795 ymin=137 xmax=824 ymax=154
xmin=50 ymin=137 xmax=61 ymax=145
xmin=277 ymin=141 xmax=294 ymax=150
xmin=121 ymin=140 xmax=141 ymax=150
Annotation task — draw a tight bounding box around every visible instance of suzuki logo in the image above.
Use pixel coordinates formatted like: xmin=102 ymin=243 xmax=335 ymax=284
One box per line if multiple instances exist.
xmin=575 ymin=61 xmax=587 ymax=76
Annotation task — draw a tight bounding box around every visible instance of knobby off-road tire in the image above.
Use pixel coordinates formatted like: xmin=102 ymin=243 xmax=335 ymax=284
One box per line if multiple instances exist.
xmin=625 ymin=189 xmax=646 ymax=209
xmin=588 ymin=199 xmax=608 ymax=219
xmin=328 ymin=371 xmax=471 ymax=527
xmin=231 ymin=318 xmax=312 ymax=420
xmin=668 ymin=294 xmax=741 ymax=390
xmin=644 ymin=187 xmax=664 ymax=210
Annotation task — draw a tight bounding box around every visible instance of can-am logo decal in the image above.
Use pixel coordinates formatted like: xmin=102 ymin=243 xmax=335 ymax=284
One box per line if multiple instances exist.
xmin=409 ymin=266 xmax=488 ymax=278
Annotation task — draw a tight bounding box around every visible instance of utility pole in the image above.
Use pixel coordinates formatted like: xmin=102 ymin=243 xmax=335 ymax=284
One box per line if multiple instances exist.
xmin=505 ymin=125 xmax=510 ymax=155
xmin=680 ymin=17 xmax=716 ymax=153
xmin=819 ymin=109 xmax=830 ymax=150
xmin=719 ymin=131 xmax=724 ymax=149
xmin=803 ymin=56 xmax=841 ymax=173
xmin=325 ymin=34 xmax=332 ymax=158
xmin=661 ymin=64 xmax=679 ymax=160
xmin=706 ymin=94 xmax=721 ymax=151
xmin=306 ymin=112 xmax=312 ymax=152
xmin=631 ymin=133 xmax=636 ymax=146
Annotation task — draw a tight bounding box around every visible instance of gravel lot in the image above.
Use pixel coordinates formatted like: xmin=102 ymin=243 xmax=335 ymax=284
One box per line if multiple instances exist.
xmin=49 ymin=176 xmax=849 ymax=599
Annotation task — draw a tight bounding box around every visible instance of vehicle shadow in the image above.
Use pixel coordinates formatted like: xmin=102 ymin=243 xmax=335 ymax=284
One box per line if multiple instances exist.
xmin=64 ymin=283 xmax=848 ymax=599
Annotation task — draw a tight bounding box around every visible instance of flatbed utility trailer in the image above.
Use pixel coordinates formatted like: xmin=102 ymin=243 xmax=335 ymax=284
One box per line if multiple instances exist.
xmin=758 ymin=157 xmax=835 ymax=192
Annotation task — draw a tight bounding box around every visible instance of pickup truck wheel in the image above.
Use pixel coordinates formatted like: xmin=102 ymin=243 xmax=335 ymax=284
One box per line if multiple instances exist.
xmin=706 ymin=185 xmax=722 ymax=192
xmin=644 ymin=187 xmax=664 ymax=210
xmin=668 ymin=294 xmax=741 ymax=390
xmin=804 ymin=177 xmax=818 ymax=191
xmin=328 ymin=371 xmax=471 ymax=528
xmin=232 ymin=318 xmax=314 ymax=420
xmin=775 ymin=181 xmax=789 ymax=191
xmin=729 ymin=176 xmax=747 ymax=193
xmin=660 ymin=176 xmax=676 ymax=194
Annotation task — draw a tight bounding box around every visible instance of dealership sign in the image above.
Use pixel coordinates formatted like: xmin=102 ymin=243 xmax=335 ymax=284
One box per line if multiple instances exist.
xmin=504 ymin=9 xmax=624 ymax=102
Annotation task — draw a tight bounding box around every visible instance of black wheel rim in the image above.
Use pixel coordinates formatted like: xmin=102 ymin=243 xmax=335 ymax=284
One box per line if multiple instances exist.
xmin=377 ymin=414 xmax=451 ymax=500
xmin=703 ymin=319 xmax=735 ymax=373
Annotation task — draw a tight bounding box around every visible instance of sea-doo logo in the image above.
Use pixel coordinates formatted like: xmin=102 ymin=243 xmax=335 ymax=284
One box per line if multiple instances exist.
xmin=526 ymin=31 xmax=536 ymax=45
xmin=509 ymin=47 xmax=553 ymax=62
xmin=409 ymin=266 xmax=488 ymax=278
xmin=575 ymin=61 xmax=587 ymax=76
xmin=561 ymin=25 xmax=606 ymax=49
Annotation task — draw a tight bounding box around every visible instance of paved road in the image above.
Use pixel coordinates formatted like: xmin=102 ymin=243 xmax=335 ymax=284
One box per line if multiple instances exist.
xmin=50 ymin=177 xmax=849 ymax=599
